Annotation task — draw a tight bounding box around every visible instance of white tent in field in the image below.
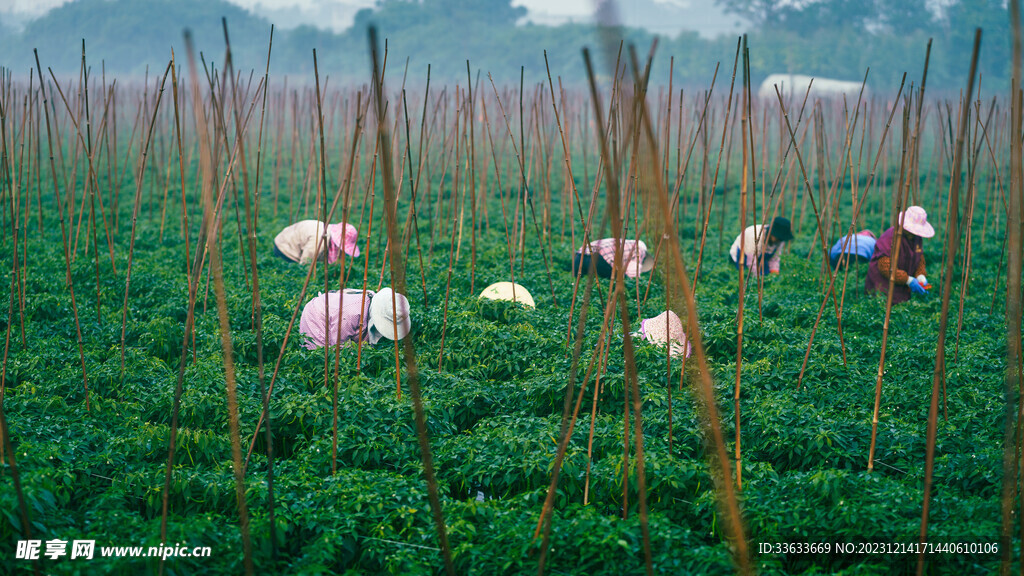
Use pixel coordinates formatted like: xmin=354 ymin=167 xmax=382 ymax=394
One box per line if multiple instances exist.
xmin=758 ymin=74 xmax=867 ymax=101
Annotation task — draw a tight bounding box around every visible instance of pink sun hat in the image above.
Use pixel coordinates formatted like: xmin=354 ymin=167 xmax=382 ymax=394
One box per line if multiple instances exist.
xmin=898 ymin=206 xmax=935 ymax=238
xmin=326 ymin=223 xmax=360 ymax=263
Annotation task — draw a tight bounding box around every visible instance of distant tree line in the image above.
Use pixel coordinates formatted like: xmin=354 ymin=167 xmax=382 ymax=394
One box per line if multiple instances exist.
xmin=716 ymin=0 xmax=1011 ymax=92
xmin=0 ymin=0 xmax=1013 ymax=92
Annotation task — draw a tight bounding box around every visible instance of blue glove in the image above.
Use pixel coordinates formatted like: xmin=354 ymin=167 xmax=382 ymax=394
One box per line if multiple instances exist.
xmin=908 ymin=277 xmax=927 ymax=295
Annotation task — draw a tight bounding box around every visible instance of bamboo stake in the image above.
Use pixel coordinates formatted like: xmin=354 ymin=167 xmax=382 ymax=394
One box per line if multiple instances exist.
xmin=734 ymin=39 xmax=749 ymax=491
xmin=917 ymin=28 xmax=980 ymax=575
xmin=182 ymin=30 xmax=254 ymax=576
xmin=488 ymin=73 xmax=559 ymax=306
xmin=368 ymin=26 xmax=455 ymax=575
xmin=436 ymin=148 xmax=460 ymax=370
xmin=466 ymin=61 xmax=478 ymax=294
xmin=952 ymin=99 xmax=992 ymax=362
xmin=0 ymin=394 xmax=38 ymax=575
xmin=34 ymin=50 xmax=90 ymax=410
xmin=563 ymin=46 xmax=623 ymax=344
xmin=243 ymin=89 xmax=366 ymax=471
xmin=795 ymin=76 xmax=907 ymax=389
xmin=867 ymin=99 xmax=915 ymax=473
xmin=0 ymin=88 xmax=23 ymax=398
xmin=627 ymin=41 xmax=752 ymax=573
xmin=400 ymin=90 xmax=428 ymax=307
xmin=120 ymin=62 xmax=172 ymax=371
xmin=312 ymin=51 xmax=336 ymax=413
xmin=159 ymin=86 xmax=220 ymax=576
xmin=332 ymin=92 xmax=364 ymax=472
xmin=244 ymin=26 xmax=277 ymax=562
xmin=79 ymin=44 xmax=105 ymax=323
xmin=692 ymin=40 xmax=741 ymax=292
xmin=480 ymin=94 xmax=519 ymax=297
xmin=563 ymin=45 xmax=651 ymax=576
xmin=1001 ymin=6 xmax=1023 ymax=570
xmin=170 ymin=55 xmax=193 ymax=281
xmin=0 ymin=78 xmax=26 ymax=357
xmin=46 ymin=68 xmax=117 ymax=276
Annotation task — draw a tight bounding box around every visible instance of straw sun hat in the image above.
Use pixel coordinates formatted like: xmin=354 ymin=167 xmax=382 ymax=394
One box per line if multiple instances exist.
xmin=635 ymin=310 xmax=692 ymax=358
xmin=478 ymin=282 xmax=535 ymax=308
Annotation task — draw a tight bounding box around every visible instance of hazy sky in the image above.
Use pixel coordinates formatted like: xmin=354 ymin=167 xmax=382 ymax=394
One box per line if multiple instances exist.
xmin=0 ymin=0 xmax=694 ymax=17
xmin=1 ymin=0 xmax=740 ymax=36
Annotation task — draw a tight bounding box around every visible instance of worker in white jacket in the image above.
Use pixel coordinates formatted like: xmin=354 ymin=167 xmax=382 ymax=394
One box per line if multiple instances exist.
xmin=273 ymin=220 xmax=360 ymax=264
xmin=728 ymin=217 xmax=794 ymax=276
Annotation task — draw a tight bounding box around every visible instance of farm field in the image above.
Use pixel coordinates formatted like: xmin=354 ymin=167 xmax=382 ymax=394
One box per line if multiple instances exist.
xmin=0 ymin=31 xmax=1021 ymax=576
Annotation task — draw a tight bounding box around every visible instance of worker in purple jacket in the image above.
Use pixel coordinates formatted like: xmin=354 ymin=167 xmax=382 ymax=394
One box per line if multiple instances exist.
xmin=299 ymin=287 xmax=411 ymax=348
xmin=865 ymin=206 xmax=934 ymax=305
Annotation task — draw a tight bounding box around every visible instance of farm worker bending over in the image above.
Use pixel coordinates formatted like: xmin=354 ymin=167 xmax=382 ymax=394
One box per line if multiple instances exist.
xmin=299 ymin=287 xmax=411 ymax=349
xmin=273 ymin=220 xmax=360 ymax=264
xmin=829 ymin=230 xmax=877 ymax=268
xmin=865 ymin=206 xmax=934 ymax=305
xmin=634 ymin=310 xmax=692 ymax=358
xmin=570 ymin=238 xmax=654 ymax=279
xmin=729 ymin=217 xmax=794 ymax=275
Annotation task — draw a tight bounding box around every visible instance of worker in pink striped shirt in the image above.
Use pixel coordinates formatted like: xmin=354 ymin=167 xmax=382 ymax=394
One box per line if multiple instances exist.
xmin=570 ymin=238 xmax=654 ymax=279
xmin=298 ymin=287 xmax=411 ymax=349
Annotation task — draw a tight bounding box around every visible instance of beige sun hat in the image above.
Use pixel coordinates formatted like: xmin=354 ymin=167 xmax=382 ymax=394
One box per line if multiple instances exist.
xmin=636 ymin=310 xmax=692 ymax=358
xmin=479 ymin=282 xmax=535 ymax=308
xmin=898 ymin=206 xmax=935 ymax=238
xmin=367 ymin=287 xmax=411 ymax=343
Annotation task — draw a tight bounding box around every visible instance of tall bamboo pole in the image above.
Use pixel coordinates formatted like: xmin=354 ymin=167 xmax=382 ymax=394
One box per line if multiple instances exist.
xmin=583 ymin=43 xmax=651 ymax=576
xmin=400 ymin=90 xmax=429 ymax=306
xmin=1002 ymin=4 xmax=1024 ymax=572
xmin=119 ymin=62 xmax=171 ymax=371
xmin=183 ymin=30 xmax=254 ymax=576
xmin=614 ymin=40 xmax=752 ymax=572
xmin=466 ymin=61 xmax=478 ymax=294
xmin=368 ymin=26 xmax=455 ymax=575
xmin=917 ymin=30 xmax=981 ymax=575
xmin=243 ymin=26 xmax=276 ymax=562
xmin=692 ymin=39 xmax=741 ymax=293
xmin=795 ymin=76 xmax=907 ymax=389
xmin=34 ymin=50 xmax=90 ymax=410
xmin=867 ymin=98 xmax=914 ymax=472
xmin=488 ymin=72 xmax=559 ymax=307
xmin=733 ymin=39 xmax=750 ymax=491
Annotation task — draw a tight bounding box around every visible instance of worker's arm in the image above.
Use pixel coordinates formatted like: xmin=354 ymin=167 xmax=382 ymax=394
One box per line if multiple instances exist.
xmin=876 ymin=256 xmax=910 ymax=285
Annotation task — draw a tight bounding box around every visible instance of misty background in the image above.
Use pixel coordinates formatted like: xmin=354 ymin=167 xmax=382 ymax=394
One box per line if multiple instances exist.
xmin=0 ymin=0 xmax=1012 ymax=91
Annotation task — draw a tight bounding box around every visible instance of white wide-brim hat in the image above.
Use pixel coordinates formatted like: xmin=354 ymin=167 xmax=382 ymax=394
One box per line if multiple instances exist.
xmin=368 ymin=287 xmax=411 ymax=342
xmin=479 ymin=282 xmax=535 ymax=308
xmin=898 ymin=206 xmax=935 ymax=238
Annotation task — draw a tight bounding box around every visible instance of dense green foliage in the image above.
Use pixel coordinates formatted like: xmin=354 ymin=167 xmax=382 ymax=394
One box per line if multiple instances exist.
xmin=0 ymin=130 xmax=1013 ymax=574
xmin=0 ymin=0 xmax=1014 ymax=90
